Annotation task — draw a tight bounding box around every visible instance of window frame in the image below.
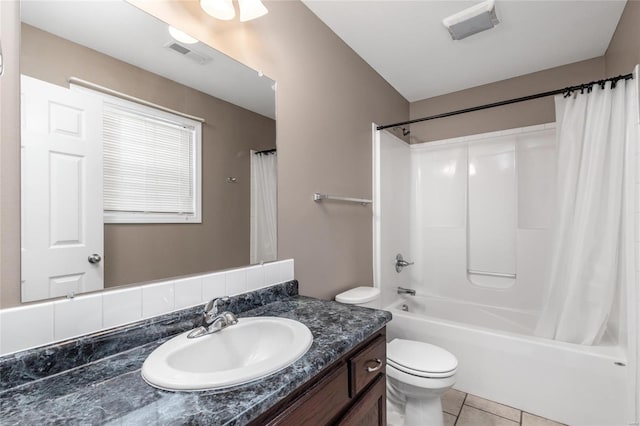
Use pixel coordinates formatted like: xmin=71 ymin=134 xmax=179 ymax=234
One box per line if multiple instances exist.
xmin=71 ymin=84 xmax=202 ymax=224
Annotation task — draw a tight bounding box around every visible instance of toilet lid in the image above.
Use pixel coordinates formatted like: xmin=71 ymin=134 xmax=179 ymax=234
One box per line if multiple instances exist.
xmin=335 ymin=287 xmax=380 ymax=304
xmin=387 ymin=339 xmax=458 ymax=378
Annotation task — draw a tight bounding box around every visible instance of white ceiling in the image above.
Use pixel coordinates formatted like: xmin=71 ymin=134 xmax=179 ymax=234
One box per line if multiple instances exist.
xmin=20 ymin=1 xmax=276 ymax=119
xmin=302 ymin=0 xmax=627 ymax=102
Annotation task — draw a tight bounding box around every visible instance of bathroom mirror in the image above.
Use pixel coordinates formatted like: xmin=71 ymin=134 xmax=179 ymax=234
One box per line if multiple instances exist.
xmin=20 ymin=0 xmax=277 ymax=302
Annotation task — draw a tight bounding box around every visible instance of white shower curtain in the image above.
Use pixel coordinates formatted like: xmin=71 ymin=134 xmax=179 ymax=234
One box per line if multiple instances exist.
xmin=535 ymin=76 xmax=638 ymax=345
xmin=250 ymin=151 xmax=277 ymax=264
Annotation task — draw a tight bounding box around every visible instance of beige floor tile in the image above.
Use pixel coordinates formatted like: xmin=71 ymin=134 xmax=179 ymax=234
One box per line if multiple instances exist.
xmin=465 ymin=394 xmax=521 ymax=422
xmin=522 ymin=412 xmax=566 ymax=426
xmin=442 ymin=388 xmax=466 ymax=416
xmin=457 ymin=406 xmax=520 ymax=426
xmin=443 ymin=412 xmax=457 ymax=426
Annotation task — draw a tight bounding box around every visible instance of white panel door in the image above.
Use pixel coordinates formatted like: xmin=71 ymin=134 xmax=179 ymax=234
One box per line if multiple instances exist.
xmin=21 ymin=75 xmax=104 ymax=302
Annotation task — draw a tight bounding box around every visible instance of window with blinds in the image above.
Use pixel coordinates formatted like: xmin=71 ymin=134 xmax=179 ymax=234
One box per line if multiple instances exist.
xmin=101 ymin=100 xmax=202 ymax=223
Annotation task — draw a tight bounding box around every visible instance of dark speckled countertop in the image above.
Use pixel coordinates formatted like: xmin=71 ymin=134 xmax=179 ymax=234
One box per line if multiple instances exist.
xmin=0 ymin=281 xmax=391 ymax=425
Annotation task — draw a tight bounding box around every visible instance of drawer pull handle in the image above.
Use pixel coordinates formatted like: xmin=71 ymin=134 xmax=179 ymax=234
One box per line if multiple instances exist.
xmin=366 ymin=358 xmax=383 ymax=372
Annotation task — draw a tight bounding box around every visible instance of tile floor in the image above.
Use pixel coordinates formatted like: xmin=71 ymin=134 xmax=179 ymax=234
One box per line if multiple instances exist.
xmin=441 ymin=389 xmax=566 ymax=426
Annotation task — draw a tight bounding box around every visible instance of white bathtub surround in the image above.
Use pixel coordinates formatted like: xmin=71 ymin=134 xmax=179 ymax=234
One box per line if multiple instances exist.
xmin=0 ymin=259 xmax=294 ymax=356
xmin=372 ymin=128 xmax=411 ymax=308
xmin=374 ymin=111 xmax=639 ymax=425
xmin=535 ymin=78 xmax=639 ymax=345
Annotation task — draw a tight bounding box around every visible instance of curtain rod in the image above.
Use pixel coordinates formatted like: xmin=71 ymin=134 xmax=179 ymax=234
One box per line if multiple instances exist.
xmin=254 ymin=148 xmax=276 ymax=155
xmin=377 ymin=73 xmax=634 ymax=131
xmin=68 ymin=77 xmax=206 ymax=123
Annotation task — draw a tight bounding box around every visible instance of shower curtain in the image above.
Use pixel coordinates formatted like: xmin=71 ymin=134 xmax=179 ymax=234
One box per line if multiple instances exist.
xmin=250 ymin=151 xmax=277 ymax=264
xmin=535 ymin=76 xmax=638 ymax=345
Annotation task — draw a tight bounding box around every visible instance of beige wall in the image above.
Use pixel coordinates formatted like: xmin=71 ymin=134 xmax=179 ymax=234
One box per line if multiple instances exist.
xmin=409 ymin=57 xmax=606 ymax=143
xmin=21 ymin=24 xmax=276 ymax=288
xmin=605 ymin=0 xmax=640 ymax=76
xmin=0 ymin=1 xmax=409 ymax=307
xmin=409 ymin=0 xmax=640 ymax=144
xmin=126 ymin=1 xmax=410 ymax=302
xmin=0 ymin=1 xmax=21 ymax=307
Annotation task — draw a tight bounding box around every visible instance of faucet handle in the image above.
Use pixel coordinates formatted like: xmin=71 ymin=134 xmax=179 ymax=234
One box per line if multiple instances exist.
xmin=204 ymin=296 xmax=229 ymax=312
xmin=203 ymin=296 xmax=230 ymax=324
xmin=220 ymin=311 xmax=238 ymax=326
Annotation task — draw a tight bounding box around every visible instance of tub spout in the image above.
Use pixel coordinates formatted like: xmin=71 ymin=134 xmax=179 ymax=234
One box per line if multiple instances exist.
xmin=397 ymin=286 xmax=416 ymax=296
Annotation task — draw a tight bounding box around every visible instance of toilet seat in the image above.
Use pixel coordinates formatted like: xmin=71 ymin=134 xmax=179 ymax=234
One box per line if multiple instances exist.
xmin=387 ymin=339 xmax=458 ymax=379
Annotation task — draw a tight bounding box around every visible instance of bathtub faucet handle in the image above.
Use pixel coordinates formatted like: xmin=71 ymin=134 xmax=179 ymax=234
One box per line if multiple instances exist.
xmin=397 ymin=286 xmax=416 ymax=296
xmin=395 ymin=253 xmax=414 ymax=273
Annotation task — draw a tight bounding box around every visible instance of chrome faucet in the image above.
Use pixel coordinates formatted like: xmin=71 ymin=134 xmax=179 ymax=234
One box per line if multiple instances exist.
xmin=397 ymin=286 xmax=416 ymax=296
xmin=187 ymin=296 xmax=238 ymax=339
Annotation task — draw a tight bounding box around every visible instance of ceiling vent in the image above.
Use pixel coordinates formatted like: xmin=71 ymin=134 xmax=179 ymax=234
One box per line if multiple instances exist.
xmin=164 ymin=42 xmax=213 ymax=65
xmin=442 ymin=0 xmax=500 ymax=41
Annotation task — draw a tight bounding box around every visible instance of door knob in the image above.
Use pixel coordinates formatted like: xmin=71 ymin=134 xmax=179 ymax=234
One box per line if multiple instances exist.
xmin=88 ymin=254 xmax=102 ymax=264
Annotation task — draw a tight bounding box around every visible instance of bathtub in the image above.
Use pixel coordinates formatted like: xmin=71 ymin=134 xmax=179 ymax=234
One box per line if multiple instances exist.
xmin=385 ymin=296 xmax=631 ymax=426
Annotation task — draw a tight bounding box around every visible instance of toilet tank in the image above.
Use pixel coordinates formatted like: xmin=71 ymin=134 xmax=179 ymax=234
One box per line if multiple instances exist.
xmin=335 ymin=286 xmax=381 ymax=309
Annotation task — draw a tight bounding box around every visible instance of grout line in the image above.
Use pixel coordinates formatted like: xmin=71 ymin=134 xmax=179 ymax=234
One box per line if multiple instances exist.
xmin=451 ymin=391 xmax=467 ymax=426
xmin=460 ymin=392 xmax=468 ymax=415
xmin=462 ymin=404 xmax=521 ymax=424
xmin=520 ymin=408 xmax=523 ymax=425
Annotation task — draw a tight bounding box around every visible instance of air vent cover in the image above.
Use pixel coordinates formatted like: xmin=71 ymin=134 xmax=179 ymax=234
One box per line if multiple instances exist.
xmin=442 ymin=0 xmax=499 ymax=41
xmin=164 ymin=42 xmax=213 ymax=65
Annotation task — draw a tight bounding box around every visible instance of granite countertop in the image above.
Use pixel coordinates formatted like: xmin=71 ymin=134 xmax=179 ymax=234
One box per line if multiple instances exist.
xmin=0 ymin=282 xmax=391 ymax=425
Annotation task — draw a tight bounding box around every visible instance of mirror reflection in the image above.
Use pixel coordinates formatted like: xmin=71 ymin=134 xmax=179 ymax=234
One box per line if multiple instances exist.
xmin=20 ymin=1 xmax=277 ymax=303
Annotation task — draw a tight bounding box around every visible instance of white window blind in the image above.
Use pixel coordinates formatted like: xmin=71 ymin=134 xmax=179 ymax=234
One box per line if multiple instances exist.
xmin=102 ymin=102 xmax=201 ymax=223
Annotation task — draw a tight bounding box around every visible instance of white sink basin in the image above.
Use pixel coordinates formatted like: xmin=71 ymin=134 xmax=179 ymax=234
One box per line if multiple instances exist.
xmin=141 ymin=316 xmax=313 ymax=391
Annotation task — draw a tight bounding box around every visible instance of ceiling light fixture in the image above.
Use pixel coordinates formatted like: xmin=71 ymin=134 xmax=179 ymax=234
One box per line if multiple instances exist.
xmin=200 ymin=0 xmax=236 ymax=21
xmin=168 ymin=26 xmax=199 ymax=44
xmin=200 ymin=0 xmax=268 ymax=22
xmin=238 ymin=0 xmax=269 ymax=22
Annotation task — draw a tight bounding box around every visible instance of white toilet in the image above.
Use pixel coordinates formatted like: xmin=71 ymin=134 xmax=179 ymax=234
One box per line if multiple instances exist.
xmin=335 ymin=287 xmax=458 ymax=426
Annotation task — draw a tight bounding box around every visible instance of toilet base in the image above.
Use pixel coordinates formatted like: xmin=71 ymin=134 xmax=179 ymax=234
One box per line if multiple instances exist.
xmin=405 ymin=396 xmax=443 ymax=426
xmin=386 ymin=398 xmax=445 ymax=426
xmin=387 ymin=381 xmax=446 ymax=426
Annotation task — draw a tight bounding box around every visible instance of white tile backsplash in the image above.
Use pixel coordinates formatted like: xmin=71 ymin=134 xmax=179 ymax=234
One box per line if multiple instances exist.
xmin=281 ymin=259 xmax=295 ymax=282
xmin=54 ymin=294 xmax=103 ymax=341
xmin=0 ymin=303 xmax=54 ymax=354
xmin=264 ymin=262 xmax=281 ymax=286
xmin=0 ymin=259 xmax=295 ymax=356
xmin=142 ymin=281 xmax=175 ymax=318
xmin=246 ymin=266 xmax=265 ymax=291
xmin=226 ymin=269 xmax=247 ymax=296
xmin=103 ymin=287 xmax=142 ymax=329
xmin=202 ymin=272 xmax=226 ymax=301
xmin=174 ymin=277 xmax=203 ymax=309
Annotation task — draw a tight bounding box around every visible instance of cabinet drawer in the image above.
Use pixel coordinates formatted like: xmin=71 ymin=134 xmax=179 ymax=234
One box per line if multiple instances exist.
xmin=349 ymin=336 xmax=386 ymax=397
xmin=268 ymin=364 xmax=350 ymax=426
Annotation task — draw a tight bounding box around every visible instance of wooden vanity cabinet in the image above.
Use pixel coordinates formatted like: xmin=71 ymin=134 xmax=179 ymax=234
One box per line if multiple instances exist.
xmin=252 ymin=327 xmax=387 ymax=426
